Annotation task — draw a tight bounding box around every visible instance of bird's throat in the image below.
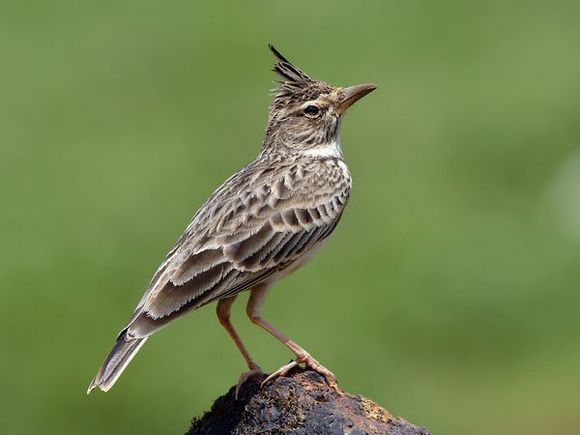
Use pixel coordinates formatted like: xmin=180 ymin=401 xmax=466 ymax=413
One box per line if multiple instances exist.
xmin=300 ymin=140 xmax=344 ymax=159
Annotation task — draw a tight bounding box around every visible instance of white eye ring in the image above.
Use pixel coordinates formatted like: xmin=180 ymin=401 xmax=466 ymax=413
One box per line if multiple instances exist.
xmin=303 ymin=105 xmax=321 ymax=118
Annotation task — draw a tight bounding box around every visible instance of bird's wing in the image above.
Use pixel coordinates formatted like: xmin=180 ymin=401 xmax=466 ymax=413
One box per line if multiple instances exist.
xmin=124 ymin=158 xmax=351 ymax=337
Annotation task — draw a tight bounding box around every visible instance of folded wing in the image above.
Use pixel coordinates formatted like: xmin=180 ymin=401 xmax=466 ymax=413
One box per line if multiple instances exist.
xmin=122 ymin=159 xmax=350 ymax=338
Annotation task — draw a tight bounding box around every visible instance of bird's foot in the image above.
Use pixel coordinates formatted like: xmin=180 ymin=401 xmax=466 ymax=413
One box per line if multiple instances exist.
xmin=262 ymin=353 xmax=338 ymax=389
xmin=235 ymin=366 xmax=265 ymax=399
xmin=261 ymin=360 xmax=300 ymax=386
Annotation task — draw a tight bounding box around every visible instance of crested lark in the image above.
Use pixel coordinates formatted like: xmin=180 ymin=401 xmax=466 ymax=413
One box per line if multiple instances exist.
xmin=88 ymin=45 xmax=376 ymax=393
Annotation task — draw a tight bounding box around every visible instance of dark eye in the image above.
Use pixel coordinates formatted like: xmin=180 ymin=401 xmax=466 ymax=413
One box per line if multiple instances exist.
xmin=303 ymin=105 xmax=320 ymax=117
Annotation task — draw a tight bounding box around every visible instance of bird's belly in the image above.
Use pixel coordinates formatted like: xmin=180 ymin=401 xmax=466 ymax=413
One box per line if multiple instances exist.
xmin=266 ymin=240 xmax=327 ymax=284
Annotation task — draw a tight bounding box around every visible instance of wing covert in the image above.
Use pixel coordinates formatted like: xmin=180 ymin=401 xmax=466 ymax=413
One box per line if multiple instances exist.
xmin=131 ymin=157 xmax=351 ymax=327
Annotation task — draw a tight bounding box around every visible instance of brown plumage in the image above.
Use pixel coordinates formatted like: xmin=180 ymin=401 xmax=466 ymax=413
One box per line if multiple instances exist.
xmin=88 ymin=45 xmax=376 ymax=393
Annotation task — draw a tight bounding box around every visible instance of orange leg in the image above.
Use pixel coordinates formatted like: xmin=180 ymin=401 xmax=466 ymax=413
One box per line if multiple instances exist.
xmin=216 ymin=296 xmax=264 ymax=397
xmin=246 ymin=284 xmax=337 ymax=387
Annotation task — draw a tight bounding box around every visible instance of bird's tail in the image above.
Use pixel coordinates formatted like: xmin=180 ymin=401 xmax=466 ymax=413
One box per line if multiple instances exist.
xmin=87 ymin=332 xmax=148 ymax=394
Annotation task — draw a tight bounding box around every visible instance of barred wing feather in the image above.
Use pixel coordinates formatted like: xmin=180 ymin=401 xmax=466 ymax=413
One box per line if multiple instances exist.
xmin=125 ymin=161 xmax=350 ymax=339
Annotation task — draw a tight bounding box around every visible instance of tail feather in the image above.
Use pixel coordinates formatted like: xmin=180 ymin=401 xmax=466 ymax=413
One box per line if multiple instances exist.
xmin=87 ymin=332 xmax=148 ymax=394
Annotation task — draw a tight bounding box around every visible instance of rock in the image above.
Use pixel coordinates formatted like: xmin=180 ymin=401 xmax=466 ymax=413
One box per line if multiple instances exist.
xmin=186 ymin=368 xmax=429 ymax=435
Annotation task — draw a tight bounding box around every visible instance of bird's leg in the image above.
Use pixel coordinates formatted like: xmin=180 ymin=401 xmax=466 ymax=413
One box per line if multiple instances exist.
xmin=216 ymin=296 xmax=264 ymax=398
xmin=246 ymin=284 xmax=338 ymax=388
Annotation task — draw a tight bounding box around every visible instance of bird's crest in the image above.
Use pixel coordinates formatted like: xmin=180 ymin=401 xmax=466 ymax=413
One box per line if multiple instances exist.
xmin=269 ymin=44 xmax=333 ymax=106
xmin=270 ymin=44 xmax=313 ymax=85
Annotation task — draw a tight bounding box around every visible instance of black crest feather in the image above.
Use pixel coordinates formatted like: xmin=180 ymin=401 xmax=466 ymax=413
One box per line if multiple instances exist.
xmin=267 ymin=44 xmax=334 ymax=107
xmin=269 ymin=44 xmax=313 ymax=84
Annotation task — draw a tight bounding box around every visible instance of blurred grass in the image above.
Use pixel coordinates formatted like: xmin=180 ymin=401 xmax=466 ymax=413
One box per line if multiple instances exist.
xmin=1 ymin=1 xmax=580 ymax=434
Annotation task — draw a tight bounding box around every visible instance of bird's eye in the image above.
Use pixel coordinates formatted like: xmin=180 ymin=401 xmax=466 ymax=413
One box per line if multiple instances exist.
xmin=303 ymin=105 xmax=320 ymax=118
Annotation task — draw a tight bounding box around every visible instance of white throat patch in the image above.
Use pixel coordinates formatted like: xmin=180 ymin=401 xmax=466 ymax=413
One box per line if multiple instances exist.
xmin=301 ymin=140 xmax=343 ymax=158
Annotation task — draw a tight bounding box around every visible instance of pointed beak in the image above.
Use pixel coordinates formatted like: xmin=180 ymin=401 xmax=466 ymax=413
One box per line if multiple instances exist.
xmin=337 ymin=83 xmax=377 ymax=112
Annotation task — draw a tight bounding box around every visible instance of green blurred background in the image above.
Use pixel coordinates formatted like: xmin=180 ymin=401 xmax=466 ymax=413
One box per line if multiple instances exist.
xmin=1 ymin=1 xmax=579 ymax=434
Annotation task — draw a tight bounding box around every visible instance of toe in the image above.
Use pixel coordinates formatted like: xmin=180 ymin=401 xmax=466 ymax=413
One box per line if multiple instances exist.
xmin=301 ymin=356 xmax=338 ymax=385
xmin=235 ymin=367 xmax=265 ymax=399
xmin=261 ymin=360 xmax=299 ymax=386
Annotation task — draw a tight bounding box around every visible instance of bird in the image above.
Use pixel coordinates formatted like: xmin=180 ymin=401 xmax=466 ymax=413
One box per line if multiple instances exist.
xmin=88 ymin=44 xmax=376 ymax=394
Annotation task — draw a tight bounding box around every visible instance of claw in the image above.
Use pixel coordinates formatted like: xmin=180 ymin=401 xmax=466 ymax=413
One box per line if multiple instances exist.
xmin=235 ymin=367 xmax=265 ymax=399
xmin=261 ymin=360 xmax=299 ymax=386
xmin=302 ymin=354 xmax=338 ymax=388
xmin=262 ymin=353 xmax=338 ymax=388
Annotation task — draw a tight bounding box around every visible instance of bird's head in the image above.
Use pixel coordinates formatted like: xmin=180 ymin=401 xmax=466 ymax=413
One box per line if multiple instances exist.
xmin=263 ymin=44 xmax=376 ymax=154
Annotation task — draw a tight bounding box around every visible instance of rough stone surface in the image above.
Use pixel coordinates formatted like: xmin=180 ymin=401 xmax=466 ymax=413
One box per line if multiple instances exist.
xmin=186 ymin=368 xmax=429 ymax=435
